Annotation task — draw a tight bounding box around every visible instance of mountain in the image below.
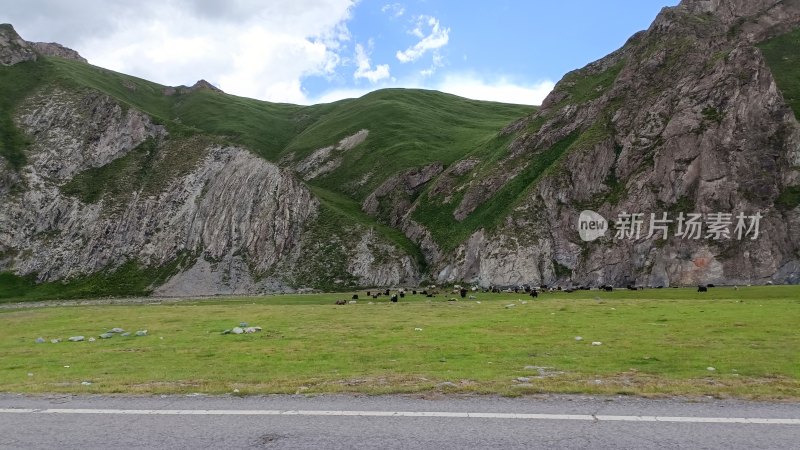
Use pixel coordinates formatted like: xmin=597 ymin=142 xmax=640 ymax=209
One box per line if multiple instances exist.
xmin=1 ymin=0 xmax=800 ymax=300
xmin=409 ymin=0 xmax=800 ymax=288
xmin=0 ymin=24 xmax=532 ymax=299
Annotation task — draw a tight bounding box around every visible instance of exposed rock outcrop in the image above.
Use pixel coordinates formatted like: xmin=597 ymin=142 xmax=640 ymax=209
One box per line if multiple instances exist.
xmin=362 ymin=162 xmax=443 ymax=226
xmin=409 ymin=0 xmax=800 ymax=287
xmin=162 ymin=79 xmax=224 ymax=96
xmin=31 ymin=42 xmax=87 ymax=63
xmin=0 ymin=24 xmax=37 ymax=65
xmin=190 ymin=79 xmax=222 ymax=92
xmin=295 ymin=129 xmax=369 ymax=180
xmin=0 ymin=24 xmax=87 ymax=65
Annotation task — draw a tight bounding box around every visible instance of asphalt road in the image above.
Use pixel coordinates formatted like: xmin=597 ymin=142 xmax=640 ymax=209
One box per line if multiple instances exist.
xmin=1 ymin=394 xmax=798 ymax=449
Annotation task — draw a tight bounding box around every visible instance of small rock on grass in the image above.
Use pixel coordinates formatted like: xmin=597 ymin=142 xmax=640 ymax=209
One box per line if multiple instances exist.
xmin=516 ymin=377 xmax=531 ymax=383
xmin=575 ymin=336 xmax=583 ymax=341
xmin=707 ymin=367 xmax=716 ymax=371
xmin=109 ymin=328 xmax=124 ymax=333
xmin=135 ymin=330 xmax=148 ymax=336
xmin=35 ymin=337 xmax=45 ymax=344
xmin=81 ymin=381 xmax=92 ymax=386
xmin=99 ymin=333 xmax=113 ymax=339
xmin=121 ymin=332 xmax=131 ymax=337
xmin=591 ymin=341 xmax=602 ymax=346
xmin=232 ymin=327 xmax=244 ymax=335
xmin=68 ymin=336 xmax=85 ymax=342
xmin=50 ymin=339 xmax=61 ymax=344
xmin=88 ymin=337 xmax=96 ymax=342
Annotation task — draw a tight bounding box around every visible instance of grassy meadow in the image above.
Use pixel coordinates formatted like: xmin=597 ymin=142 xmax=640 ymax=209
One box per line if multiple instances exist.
xmin=1 ymin=286 xmax=798 ymax=399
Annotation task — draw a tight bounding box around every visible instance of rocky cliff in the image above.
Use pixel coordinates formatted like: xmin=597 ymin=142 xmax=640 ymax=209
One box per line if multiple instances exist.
xmin=0 ymin=26 xmax=419 ymax=297
xmin=408 ymin=0 xmax=800 ymax=287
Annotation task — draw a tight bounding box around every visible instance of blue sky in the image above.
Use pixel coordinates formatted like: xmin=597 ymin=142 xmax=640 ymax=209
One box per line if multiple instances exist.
xmin=306 ymin=0 xmax=678 ymax=103
xmin=2 ymin=0 xmax=679 ymax=105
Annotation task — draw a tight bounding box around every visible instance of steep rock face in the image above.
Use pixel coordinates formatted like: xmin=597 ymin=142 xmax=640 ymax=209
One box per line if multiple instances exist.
xmin=346 ymin=229 xmax=419 ymax=286
xmin=19 ymin=88 xmax=165 ymax=181
xmin=31 ymin=42 xmax=87 ymax=63
xmin=0 ymin=24 xmax=37 ymax=65
xmin=1 ymin=24 xmax=87 ymax=65
xmin=0 ymin=86 xmax=419 ymax=294
xmin=362 ymin=162 xmax=443 ymax=227
xmin=1 ymin=87 xmax=308 ymax=281
xmin=421 ymin=0 xmax=800 ymax=287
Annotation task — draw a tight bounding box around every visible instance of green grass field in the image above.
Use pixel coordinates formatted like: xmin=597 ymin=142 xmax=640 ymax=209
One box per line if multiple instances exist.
xmin=1 ymin=286 xmax=798 ymax=399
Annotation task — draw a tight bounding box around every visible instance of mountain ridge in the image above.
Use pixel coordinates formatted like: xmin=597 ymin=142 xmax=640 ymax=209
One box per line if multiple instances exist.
xmin=2 ymin=0 xmax=800 ymax=300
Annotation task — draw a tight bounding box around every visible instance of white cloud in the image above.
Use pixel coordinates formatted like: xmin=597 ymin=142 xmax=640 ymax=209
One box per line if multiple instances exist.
xmin=381 ymin=3 xmax=405 ymax=18
xmin=396 ymin=15 xmax=449 ymax=63
xmin=5 ymin=0 xmax=356 ymax=104
xmin=420 ymin=52 xmax=444 ymax=77
xmin=435 ymin=74 xmax=555 ymax=105
xmin=353 ymin=42 xmax=391 ymax=84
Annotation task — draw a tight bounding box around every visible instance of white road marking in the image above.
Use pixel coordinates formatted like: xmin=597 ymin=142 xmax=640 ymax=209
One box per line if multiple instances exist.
xmin=0 ymin=408 xmax=798 ymax=424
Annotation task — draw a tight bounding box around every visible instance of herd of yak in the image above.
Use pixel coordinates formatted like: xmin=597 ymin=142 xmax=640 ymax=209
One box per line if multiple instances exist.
xmin=334 ymin=283 xmax=718 ymax=304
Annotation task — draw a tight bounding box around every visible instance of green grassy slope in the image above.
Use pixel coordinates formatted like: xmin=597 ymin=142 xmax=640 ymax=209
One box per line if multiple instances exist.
xmin=1 ymin=57 xmax=534 ymax=198
xmin=7 ymin=57 xmax=532 ymax=172
xmin=760 ymin=27 xmax=800 ymax=120
xmin=284 ymin=89 xmax=534 ymax=198
xmin=0 ymin=60 xmax=53 ymax=169
xmin=760 ymin=28 xmax=800 ymax=210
